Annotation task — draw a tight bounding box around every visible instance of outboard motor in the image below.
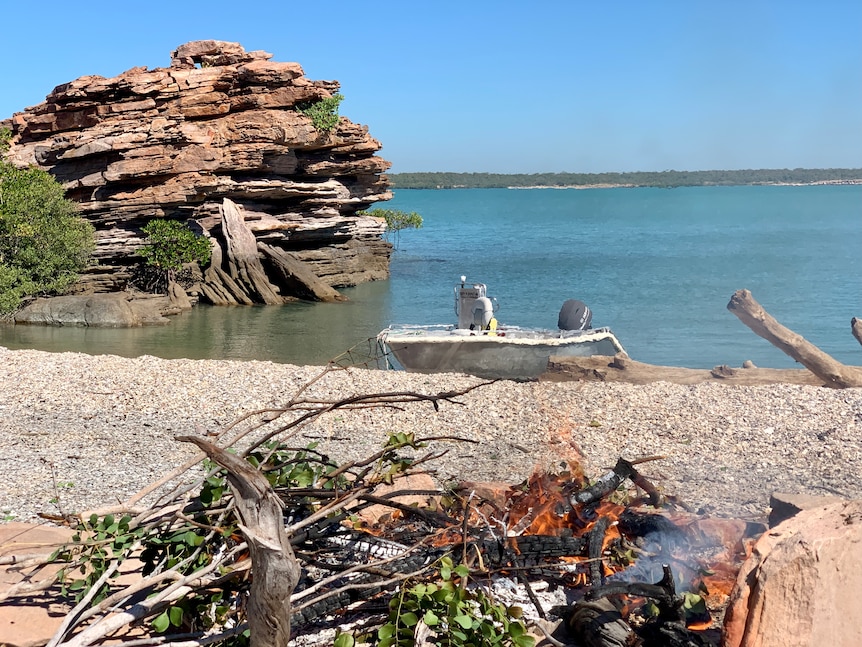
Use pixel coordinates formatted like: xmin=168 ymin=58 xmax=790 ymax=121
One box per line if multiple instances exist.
xmin=558 ymin=299 xmax=592 ymax=331
xmin=471 ymin=296 xmax=494 ymax=329
xmin=455 ymin=276 xmax=497 ymax=329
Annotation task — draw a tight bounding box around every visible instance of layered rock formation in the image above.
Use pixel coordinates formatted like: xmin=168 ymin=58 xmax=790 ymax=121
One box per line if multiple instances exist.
xmin=2 ymin=40 xmax=392 ymax=304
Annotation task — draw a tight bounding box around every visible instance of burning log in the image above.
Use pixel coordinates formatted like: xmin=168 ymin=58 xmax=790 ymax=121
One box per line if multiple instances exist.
xmin=727 ymin=289 xmax=862 ymax=388
xmin=570 ymin=457 xmax=665 ymax=507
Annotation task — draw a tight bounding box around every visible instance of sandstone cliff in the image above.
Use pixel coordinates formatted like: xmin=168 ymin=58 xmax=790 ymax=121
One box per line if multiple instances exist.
xmin=2 ymin=40 xmax=392 ymax=304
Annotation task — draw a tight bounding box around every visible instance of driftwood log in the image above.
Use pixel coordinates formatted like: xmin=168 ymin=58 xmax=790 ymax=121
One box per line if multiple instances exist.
xmin=543 ymin=354 xmax=827 ymax=386
xmin=179 ymin=435 xmax=300 ymax=647
xmin=727 ymin=289 xmax=862 ymax=388
xmin=545 ymin=291 xmax=862 ymax=388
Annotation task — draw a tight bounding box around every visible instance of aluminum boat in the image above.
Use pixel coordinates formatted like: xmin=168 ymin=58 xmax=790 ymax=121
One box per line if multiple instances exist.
xmin=377 ymin=277 xmax=626 ymax=380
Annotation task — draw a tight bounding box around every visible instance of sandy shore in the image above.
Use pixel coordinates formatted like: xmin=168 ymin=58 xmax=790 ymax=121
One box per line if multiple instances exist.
xmin=1 ymin=346 xmax=860 ymax=524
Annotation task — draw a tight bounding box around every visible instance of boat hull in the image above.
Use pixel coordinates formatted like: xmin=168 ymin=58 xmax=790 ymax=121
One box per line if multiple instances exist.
xmin=379 ymin=328 xmax=625 ymax=380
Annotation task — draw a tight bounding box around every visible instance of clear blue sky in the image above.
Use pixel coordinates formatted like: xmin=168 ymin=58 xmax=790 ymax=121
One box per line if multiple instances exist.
xmin=2 ymin=1 xmax=860 ymax=174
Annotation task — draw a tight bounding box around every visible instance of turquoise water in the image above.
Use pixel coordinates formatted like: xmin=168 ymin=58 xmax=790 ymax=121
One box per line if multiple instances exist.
xmin=1 ymin=185 xmax=860 ymax=369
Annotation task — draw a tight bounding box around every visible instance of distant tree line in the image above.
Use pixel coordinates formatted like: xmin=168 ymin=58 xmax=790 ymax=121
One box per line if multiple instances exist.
xmin=388 ymin=168 xmax=862 ymax=189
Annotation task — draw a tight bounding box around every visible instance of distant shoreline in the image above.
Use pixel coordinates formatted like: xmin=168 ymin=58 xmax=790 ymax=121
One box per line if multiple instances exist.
xmin=388 ymin=169 xmax=862 ymax=190
xmin=505 ymin=179 xmax=862 ymax=190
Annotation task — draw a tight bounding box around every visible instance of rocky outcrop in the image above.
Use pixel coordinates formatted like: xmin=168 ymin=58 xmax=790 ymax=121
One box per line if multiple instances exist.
xmin=2 ymin=40 xmax=392 ymax=303
xmin=14 ymin=288 xmax=192 ymax=326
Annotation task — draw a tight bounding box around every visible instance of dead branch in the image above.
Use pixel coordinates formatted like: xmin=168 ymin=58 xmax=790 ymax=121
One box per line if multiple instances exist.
xmin=60 ymin=581 xmax=196 ymax=647
xmin=853 ymin=317 xmax=862 ymax=348
xmin=727 ymin=289 xmax=862 ymax=388
xmin=178 ymin=435 xmax=300 ymax=647
xmin=0 ymin=375 xmax=499 ymax=647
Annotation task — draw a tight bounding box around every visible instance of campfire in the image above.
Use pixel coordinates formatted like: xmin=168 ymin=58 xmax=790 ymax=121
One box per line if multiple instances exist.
xmin=323 ymin=456 xmax=761 ymax=647
xmin=6 ymin=378 xmax=764 ymax=647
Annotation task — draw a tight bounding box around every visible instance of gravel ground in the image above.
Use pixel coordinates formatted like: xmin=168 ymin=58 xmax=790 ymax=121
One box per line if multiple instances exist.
xmin=1 ymin=346 xmax=861 ymax=524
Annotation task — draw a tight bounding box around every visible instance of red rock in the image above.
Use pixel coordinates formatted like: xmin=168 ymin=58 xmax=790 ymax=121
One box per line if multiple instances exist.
xmin=0 ymin=523 xmax=75 ymax=647
xmin=355 ymin=473 xmax=441 ymax=526
xmin=722 ymin=499 xmax=862 ymax=647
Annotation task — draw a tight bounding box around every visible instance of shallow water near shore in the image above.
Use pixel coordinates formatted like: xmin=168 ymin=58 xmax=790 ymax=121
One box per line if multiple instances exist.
xmin=1 ymin=184 xmax=860 ymax=369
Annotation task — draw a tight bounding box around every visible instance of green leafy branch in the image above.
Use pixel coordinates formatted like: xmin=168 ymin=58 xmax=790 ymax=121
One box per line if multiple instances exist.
xmin=0 ymin=126 xmax=11 ymax=153
xmin=0 ymin=154 xmax=95 ymax=315
xmin=133 ymin=219 xmax=211 ymax=293
xmin=358 ymin=208 xmax=423 ymax=250
xmin=298 ymin=93 xmax=344 ymax=133
xmin=374 ymin=556 xmax=535 ymax=647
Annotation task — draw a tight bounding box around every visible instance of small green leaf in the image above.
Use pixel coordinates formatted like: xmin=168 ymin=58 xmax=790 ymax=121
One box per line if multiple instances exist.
xmin=152 ymin=610 xmax=170 ymax=633
xmin=378 ymin=623 xmax=396 ymax=640
xmin=423 ymin=609 xmax=440 ymax=626
xmin=514 ymin=634 xmax=536 ymax=647
xmin=168 ymin=605 xmax=183 ymax=627
xmin=683 ymin=591 xmax=708 ymax=617
xmin=454 ymin=614 xmax=474 ymax=629
xmin=401 ymin=612 xmax=418 ymax=627
xmin=333 ymin=633 xmax=355 ymax=647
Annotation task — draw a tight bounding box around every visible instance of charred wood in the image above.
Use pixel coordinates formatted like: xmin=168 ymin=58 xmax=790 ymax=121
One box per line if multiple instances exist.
xmin=586 ymin=565 xmax=715 ymax=647
xmin=588 ymin=516 xmax=610 ymax=586
xmin=570 ymin=458 xmax=636 ymax=506
xmin=570 ymin=457 xmax=662 ymax=507
xmin=617 ymin=510 xmax=688 ymax=552
xmin=564 ymin=597 xmax=634 ymax=647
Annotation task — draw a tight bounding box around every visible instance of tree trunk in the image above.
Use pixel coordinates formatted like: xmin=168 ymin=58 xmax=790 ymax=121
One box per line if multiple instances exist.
xmin=178 ymin=435 xmax=300 ymax=647
xmin=258 ymin=242 xmax=345 ymax=302
xmin=727 ymin=289 xmax=862 ymax=388
xmin=220 ymin=199 xmax=284 ymax=305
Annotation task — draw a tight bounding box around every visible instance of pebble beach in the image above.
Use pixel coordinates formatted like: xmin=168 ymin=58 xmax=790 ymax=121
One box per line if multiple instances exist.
xmin=2 ymin=346 xmax=861 ymax=524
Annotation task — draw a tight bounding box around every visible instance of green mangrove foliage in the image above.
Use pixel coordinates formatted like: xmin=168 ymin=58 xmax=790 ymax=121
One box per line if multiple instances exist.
xmin=298 ymin=93 xmax=344 ymax=132
xmin=373 ymin=556 xmax=535 ymax=647
xmin=360 ymin=208 xmax=423 ymax=248
xmin=135 ymin=219 xmax=211 ymax=292
xmin=0 ymin=127 xmax=95 ymax=315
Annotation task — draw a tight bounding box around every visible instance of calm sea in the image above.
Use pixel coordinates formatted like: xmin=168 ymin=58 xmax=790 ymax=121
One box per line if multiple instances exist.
xmin=2 ymin=185 xmax=860 ymax=369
